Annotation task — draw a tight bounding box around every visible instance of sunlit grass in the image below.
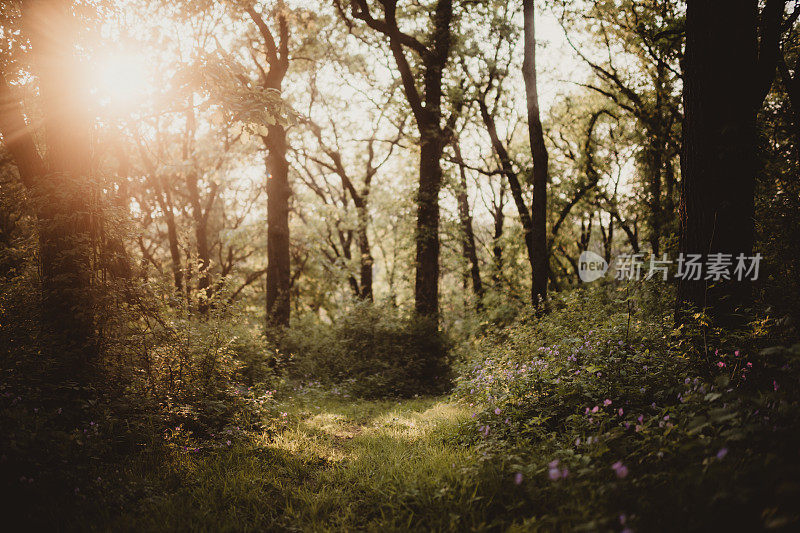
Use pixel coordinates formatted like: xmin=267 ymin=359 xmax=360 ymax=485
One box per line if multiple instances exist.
xmin=98 ymin=393 xmax=511 ymax=532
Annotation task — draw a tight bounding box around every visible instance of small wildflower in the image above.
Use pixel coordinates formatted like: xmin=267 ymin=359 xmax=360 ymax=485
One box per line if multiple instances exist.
xmin=514 ymin=472 xmax=523 ymax=485
xmin=604 ymin=399 xmax=612 ymax=406
xmin=611 ymin=461 xmax=629 ymax=478
xmin=494 ymin=408 xmax=502 ymax=415
xmin=716 ymin=448 xmax=728 ymax=460
xmin=717 ymin=361 xmax=725 ymax=368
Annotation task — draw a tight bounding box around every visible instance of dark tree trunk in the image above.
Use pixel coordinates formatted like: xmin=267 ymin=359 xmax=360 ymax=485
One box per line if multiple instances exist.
xmin=264 ymin=125 xmax=291 ymax=326
xmin=347 ymin=0 xmax=454 ymax=321
xmin=246 ymin=4 xmax=291 ymax=328
xmin=20 ymin=1 xmax=96 ymax=363
xmin=522 ymin=0 xmax=549 ymax=307
xmin=414 ymin=131 xmax=443 ymax=317
xmin=678 ymin=0 xmax=760 ymax=322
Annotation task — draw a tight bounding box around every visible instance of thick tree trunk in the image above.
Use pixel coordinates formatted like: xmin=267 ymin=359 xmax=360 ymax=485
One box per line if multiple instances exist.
xmin=414 ymin=130 xmax=443 ymax=317
xmin=522 ymin=0 xmax=549 ymax=307
xmin=678 ymin=0 xmax=759 ymax=323
xmin=265 ymin=126 xmax=291 ymax=326
xmin=27 ymin=1 xmax=95 ymax=362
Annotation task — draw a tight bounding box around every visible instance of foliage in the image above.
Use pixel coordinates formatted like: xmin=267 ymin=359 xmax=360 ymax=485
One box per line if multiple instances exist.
xmin=455 ymin=283 xmax=800 ymax=530
xmin=281 ymin=301 xmax=453 ymax=399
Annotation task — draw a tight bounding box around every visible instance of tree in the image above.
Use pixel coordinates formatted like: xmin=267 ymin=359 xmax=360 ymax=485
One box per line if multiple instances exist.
xmin=677 ymin=0 xmax=787 ymax=323
xmin=245 ymin=1 xmax=292 ymax=326
xmin=0 ymin=0 xmax=96 ymax=365
xmin=341 ymin=0 xmax=457 ymax=319
xmin=522 ymin=0 xmax=549 ymax=306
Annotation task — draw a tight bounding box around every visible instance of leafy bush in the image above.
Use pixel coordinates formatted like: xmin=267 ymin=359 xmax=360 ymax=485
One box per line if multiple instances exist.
xmin=455 ymin=282 xmax=800 ymax=531
xmin=281 ymin=302 xmax=452 ymax=398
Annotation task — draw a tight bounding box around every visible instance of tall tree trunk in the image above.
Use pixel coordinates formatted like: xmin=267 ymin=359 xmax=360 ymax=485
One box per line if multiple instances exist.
xmin=26 ymin=1 xmax=95 ymax=362
xmin=246 ymin=3 xmax=291 ymax=328
xmin=264 ymin=125 xmax=291 ymax=326
xmin=415 ymin=130 xmax=443 ymax=317
xmin=678 ymin=0 xmax=760 ymax=323
xmin=522 ymin=0 xmax=549 ymax=306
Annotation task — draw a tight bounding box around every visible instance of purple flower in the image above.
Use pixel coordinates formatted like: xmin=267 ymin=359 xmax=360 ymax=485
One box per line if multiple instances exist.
xmin=514 ymin=472 xmax=523 ymax=485
xmin=716 ymin=448 xmax=728 ymax=460
xmin=494 ymin=408 xmax=502 ymax=415
xmin=603 ymin=399 xmax=612 ymax=407
xmin=611 ymin=461 xmax=629 ymax=478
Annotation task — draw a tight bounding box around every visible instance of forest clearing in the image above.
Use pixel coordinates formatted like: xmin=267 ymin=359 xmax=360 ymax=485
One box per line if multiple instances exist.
xmin=2 ymin=0 xmax=800 ymax=530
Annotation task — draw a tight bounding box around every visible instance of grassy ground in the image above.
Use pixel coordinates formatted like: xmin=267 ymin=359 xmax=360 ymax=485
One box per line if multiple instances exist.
xmin=98 ymin=391 xmax=515 ymax=532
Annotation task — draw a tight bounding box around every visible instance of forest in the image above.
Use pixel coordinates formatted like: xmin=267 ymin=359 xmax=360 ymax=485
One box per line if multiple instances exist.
xmin=2 ymin=0 xmax=800 ymax=530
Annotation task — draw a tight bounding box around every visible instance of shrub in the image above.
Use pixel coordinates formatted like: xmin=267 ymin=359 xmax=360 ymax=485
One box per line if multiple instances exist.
xmin=454 ymin=281 xmax=800 ymax=531
xmin=281 ymin=302 xmax=452 ymax=398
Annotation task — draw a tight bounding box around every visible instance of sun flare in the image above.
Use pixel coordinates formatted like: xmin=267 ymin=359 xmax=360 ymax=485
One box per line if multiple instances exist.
xmin=90 ymin=51 xmax=149 ymax=109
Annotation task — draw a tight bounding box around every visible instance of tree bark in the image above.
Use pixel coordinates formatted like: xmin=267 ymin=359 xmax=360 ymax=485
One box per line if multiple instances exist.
xmin=522 ymin=0 xmax=550 ymax=307
xmin=678 ymin=0 xmax=764 ymax=323
xmin=0 ymin=1 xmax=97 ymax=364
xmin=247 ymin=4 xmax=291 ymax=327
xmin=264 ymin=126 xmax=291 ymax=326
xmin=348 ymin=0 xmax=453 ymax=319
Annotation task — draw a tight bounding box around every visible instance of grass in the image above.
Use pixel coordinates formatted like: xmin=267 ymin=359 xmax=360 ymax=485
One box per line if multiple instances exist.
xmin=94 ymin=390 xmax=517 ymax=532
